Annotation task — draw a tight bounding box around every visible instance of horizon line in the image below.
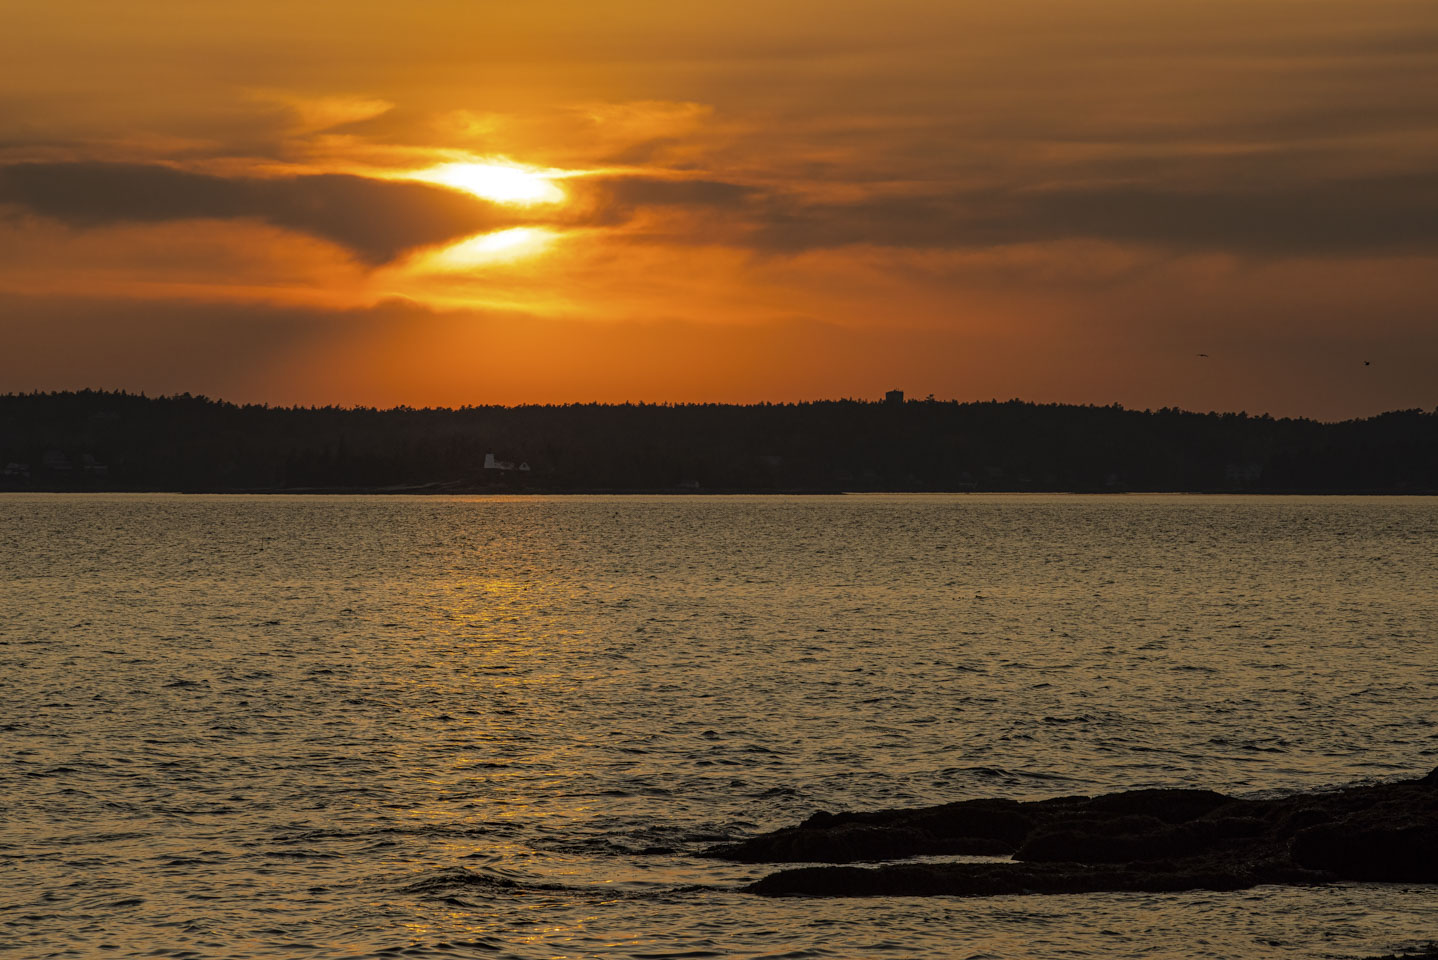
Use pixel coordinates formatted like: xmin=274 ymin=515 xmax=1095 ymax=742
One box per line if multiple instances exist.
xmin=5 ymin=387 xmax=1436 ymax=426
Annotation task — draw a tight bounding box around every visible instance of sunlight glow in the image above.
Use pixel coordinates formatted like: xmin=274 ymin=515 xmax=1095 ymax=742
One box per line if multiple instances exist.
xmin=423 ymin=228 xmax=554 ymax=270
xmin=410 ymin=161 xmax=566 ymax=206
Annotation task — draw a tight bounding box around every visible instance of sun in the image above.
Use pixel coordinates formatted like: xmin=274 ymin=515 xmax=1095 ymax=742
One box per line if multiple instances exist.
xmin=408 ymin=160 xmax=566 ymax=206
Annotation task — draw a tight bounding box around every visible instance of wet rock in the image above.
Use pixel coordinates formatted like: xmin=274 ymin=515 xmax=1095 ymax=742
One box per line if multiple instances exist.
xmin=706 ymin=767 xmax=1438 ymax=897
xmin=708 ymin=797 xmax=1032 ymax=863
xmin=1291 ymin=820 xmax=1438 ymax=882
xmin=1359 ymin=946 xmax=1438 ymax=960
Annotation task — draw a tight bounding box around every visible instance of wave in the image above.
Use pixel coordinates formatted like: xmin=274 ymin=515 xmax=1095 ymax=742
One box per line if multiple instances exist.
xmin=397 ymin=866 xmax=573 ymax=898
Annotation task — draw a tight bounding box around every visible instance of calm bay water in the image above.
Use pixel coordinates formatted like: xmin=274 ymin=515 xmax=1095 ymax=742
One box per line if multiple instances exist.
xmin=2 ymin=493 xmax=1435 ymax=959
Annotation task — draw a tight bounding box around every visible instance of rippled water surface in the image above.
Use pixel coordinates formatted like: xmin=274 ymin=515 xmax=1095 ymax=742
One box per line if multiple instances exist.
xmin=3 ymin=494 xmax=1436 ymax=959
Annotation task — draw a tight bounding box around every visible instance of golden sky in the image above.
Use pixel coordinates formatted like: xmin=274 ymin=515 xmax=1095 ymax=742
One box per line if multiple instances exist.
xmin=2 ymin=0 xmax=1436 ymax=418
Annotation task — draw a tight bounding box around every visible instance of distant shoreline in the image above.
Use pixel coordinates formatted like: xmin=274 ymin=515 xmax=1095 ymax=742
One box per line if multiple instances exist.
xmin=6 ymin=391 xmax=1435 ymax=495
xmin=4 ymin=486 xmax=1435 ymax=496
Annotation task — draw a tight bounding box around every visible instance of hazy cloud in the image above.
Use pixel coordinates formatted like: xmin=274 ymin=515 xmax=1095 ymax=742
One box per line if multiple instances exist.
xmin=749 ymin=172 xmax=1438 ymax=256
xmin=0 ymin=162 xmax=512 ymax=263
xmin=546 ymin=168 xmax=1438 ymax=258
xmin=568 ymin=175 xmax=758 ymax=227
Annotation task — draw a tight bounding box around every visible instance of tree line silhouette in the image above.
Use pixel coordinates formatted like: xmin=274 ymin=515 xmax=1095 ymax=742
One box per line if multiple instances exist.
xmin=1 ymin=390 xmax=1434 ymax=493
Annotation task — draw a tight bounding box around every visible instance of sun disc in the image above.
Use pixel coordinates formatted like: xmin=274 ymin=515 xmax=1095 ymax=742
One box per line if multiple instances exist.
xmin=411 ymin=161 xmax=565 ymax=206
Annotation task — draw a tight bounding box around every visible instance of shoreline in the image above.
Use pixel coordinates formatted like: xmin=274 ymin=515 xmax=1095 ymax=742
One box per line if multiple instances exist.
xmin=3 ymin=486 xmax=1436 ymax=497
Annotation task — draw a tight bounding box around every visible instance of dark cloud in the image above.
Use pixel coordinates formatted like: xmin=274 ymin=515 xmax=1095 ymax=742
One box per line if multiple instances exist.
xmin=493 ymin=166 xmax=1438 ymax=259
xmin=750 ymin=172 xmax=1438 ymax=256
xmin=0 ymin=162 xmax=513 ymax=263
xmin=599 ymin=137 xmax=685 ymax=166
xmin=0 ymin=163 xmax=767 ymax=256
xmin=567 ymin=175 xmax=758 ymax=226
xmin=7 ymin=160 xmax=1436 ymax=263
xmin=593 ymin=176 xmax=753 ymax=207
xmin=1024 ymin=173 xmax=1438 ymax=254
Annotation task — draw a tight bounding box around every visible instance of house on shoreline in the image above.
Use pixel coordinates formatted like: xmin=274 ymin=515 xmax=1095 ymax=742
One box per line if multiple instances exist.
xmin=483 ymin=453 xmax=531 ymax=473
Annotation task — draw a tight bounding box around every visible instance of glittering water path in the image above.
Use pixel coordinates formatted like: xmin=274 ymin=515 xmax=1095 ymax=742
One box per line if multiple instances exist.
xmin=3 ymin=494 xmax=1435 ymax=958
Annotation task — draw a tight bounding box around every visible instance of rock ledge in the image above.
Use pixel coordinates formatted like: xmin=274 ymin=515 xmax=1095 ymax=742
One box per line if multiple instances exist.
xmin=705 ymin=768 xmax=1438 ymax=897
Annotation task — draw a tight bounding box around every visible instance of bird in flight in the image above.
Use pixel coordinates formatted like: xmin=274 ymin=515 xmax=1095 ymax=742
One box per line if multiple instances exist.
xmin=1197 ymin=353 xmax=1209 ymax=358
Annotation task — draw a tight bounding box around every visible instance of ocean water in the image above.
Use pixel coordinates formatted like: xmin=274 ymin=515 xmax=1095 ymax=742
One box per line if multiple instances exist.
xmin=2 ymin=493 xmax=1435 ymax=960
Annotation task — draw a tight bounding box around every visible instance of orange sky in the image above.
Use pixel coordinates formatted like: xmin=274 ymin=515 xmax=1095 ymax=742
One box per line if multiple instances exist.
xmin=2 ymin=0 xmax=1436 ymax=419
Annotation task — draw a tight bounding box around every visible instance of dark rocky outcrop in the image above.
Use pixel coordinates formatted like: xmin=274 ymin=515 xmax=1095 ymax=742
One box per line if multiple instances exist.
xmin=1361 ymin=947 xmax=1438 ymax=960
xmin=706 ymin=767 xmax=1438 ymax=897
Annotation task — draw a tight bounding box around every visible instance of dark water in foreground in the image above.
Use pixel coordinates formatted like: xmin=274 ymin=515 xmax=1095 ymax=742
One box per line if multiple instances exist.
xmin=2 ymin=494 xmax=1435 ymax=959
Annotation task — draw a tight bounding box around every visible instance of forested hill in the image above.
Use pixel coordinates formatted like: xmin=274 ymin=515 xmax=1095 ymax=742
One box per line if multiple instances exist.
xmin=1 ymin=391 xmax=1435 ymax=493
